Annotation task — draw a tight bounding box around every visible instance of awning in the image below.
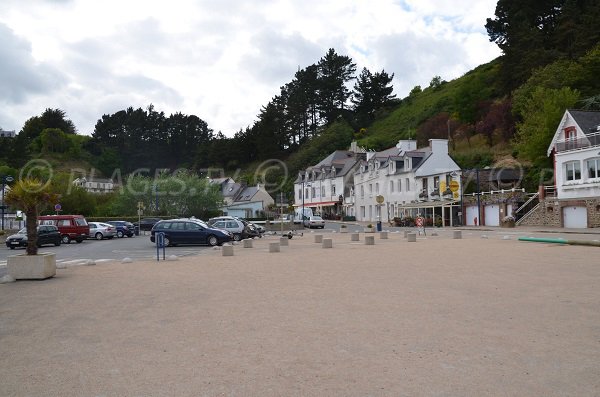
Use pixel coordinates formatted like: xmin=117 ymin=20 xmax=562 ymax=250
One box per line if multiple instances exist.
xmin=293 ymin=201 xmax=340 ymax=207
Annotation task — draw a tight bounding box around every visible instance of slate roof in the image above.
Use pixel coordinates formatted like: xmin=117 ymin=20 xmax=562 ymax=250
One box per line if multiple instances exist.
xmin=569 ymin=110 xmax=600 ymax=135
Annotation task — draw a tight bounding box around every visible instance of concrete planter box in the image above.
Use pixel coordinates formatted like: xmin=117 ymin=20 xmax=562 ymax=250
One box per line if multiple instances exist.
xmin=364 ymin=227 xmax=375 ymax=233
xmin=7 ymin=252 xmax=56 ymax=280
xmin=340 ymin=227 xmax=348 ymax=233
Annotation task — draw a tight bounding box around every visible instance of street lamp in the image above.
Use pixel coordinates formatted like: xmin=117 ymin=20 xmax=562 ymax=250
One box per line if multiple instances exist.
xmin=301 ymin=180 xmax=311 ymax=228
xmin=1 ymin=175 xmax=15 ymax=230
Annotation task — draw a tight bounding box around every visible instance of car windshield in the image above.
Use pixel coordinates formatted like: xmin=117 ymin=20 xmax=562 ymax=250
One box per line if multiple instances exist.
xmin=17 ymin=228 xmax=27 ymax=234
xmin=311 ymin=216 xmax=323 ymax=220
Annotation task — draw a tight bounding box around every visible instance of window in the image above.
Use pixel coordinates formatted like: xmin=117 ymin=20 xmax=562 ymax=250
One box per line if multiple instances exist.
xmin=390 ymin=180 xmax=394 ymax=193
xmin=360 ymin=185 xmax=364 ymax=198
xmin=226 ymin=221 xmax=238 ymax=228
xmin=565 ymin=161 xmax=581 ymax=181
xmin=361 ymin=206 xmax=365 ymax=217
xmin=405 ymin=178 xmax=410 ymax=191
xmin=321 ymin=186 xmax=325 ymax=197
xmin=298 ymin=189 xmax=302 ymax=200
xmin=75 ymin=218 xmax=87 ymax=226
xmin=398 ymin=179 xmax=402 ymax=192
xmin=375 ymin=183 xmax=379 ymax=194
xmin=305 ymin=188 xmax=309 ymax=199
xmin=369 ymin=184 xmax=373 ymax=194
xmin=332 ymin=185 xmax=336 ymax=196
xmin=433 ymin=176 xmax=439 ymax=189
xmin=186 ymin=222 xmax=202 ymax=230
xmin=587 ymin=158 xmax=600 ymax=179
xmin=59 ymin=219 xmax=71 ymax=226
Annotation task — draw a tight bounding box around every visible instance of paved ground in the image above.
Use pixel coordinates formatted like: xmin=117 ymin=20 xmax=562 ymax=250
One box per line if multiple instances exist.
xmin=1 ymin=230 xmax=599 ymax=396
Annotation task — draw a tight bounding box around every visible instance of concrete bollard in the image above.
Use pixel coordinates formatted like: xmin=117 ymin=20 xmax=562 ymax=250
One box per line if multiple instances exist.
xmin=351 ymin=233 xmax=360 ymax=241
xmin=314 ymin=234 xmax=323 ymax=243
xmin=243 ymin=239 xmax=253 ymax=248
xmin=269 ymin=242 xmax=280 ymax=253
xmin=380 ymin=231 xmax=388 ymax=239
xmin=279 ymin=237 xmax=289 ymax=246
xmin=322 ymin=238 xmax=333 ymax=248
xmin=365 ymin=235 xmax=375 ymax=245
xmin=407 ymin=233 xmax=417 ymax=242
xmin=222 ymin=245 xmax=234 ymax=256
xmin=453 ymin=231 xmax=462 ymax=239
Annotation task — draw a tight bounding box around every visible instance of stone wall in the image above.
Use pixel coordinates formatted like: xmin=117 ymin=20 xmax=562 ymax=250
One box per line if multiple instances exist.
xmin=518 ymin=197 xmax=600 ymax=227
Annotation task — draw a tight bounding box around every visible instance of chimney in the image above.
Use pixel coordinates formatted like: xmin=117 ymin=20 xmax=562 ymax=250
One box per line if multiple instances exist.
xmin=429 ymin=139 xmax=449 ymax=154
xmin=396 ymin=139 xmax=417 ymax=154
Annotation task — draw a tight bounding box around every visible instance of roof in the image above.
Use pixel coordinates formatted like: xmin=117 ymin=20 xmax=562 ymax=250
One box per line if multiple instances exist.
xmin=222 ymin=182 xmax=242 ymax=197
xmin=569 ymin=110 xmax=600 ymax=135
xmin=296 ymin=150 xmax=361 ymax=182
xmin=234 ymin=186 xmax=259 ymax=202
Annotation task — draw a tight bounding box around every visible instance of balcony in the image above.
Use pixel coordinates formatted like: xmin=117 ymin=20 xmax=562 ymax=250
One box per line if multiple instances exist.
xmin=555 ymin=131 xmax=600 ymax=153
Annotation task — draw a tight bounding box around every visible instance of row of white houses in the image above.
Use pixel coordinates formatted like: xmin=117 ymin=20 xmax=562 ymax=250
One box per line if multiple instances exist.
xmin=294 ymin=109 xmax=600 ymax=228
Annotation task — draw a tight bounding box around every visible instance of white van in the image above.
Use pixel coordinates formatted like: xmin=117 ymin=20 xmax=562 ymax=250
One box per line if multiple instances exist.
xmin=293 ymin=208 xmax=313 ymax=224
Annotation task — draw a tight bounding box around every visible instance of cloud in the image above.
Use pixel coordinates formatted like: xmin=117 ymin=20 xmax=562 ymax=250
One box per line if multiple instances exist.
xmin=0 ymin=23 xmax=65 ymax=104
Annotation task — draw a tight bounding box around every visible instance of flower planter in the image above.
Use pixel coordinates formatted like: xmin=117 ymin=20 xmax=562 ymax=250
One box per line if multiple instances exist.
xmin=7 ymin=252 xmax=56 ymax=280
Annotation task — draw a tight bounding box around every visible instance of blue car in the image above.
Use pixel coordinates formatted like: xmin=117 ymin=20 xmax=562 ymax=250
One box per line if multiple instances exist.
xmin=150 ymin=218 xmax=232 ymax=247
xmin=107 ymin=220 xmax=135 ymax=238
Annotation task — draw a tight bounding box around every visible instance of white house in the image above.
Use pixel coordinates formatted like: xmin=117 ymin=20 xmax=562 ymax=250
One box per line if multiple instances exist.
xmin=294 ymin=143 xmax=366 ymax=219
xmin=0 ymin=129 xmax=16 ymax=138
xmin=72 ymin=177 xmax=116 ymax=194
xmin=210 ymin=178 xmax=275 ymax=218
xmin=353 ymin=139 xmax=462 ymax=226
xmin=543 ymin=109 xmax=600 ymax=228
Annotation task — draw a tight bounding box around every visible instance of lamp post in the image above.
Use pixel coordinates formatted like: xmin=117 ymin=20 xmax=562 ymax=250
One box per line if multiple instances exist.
xmin=1 ymin=175 xmax=15 ymax=230
xmin=301 ymin=180 xmax=311 ymax=228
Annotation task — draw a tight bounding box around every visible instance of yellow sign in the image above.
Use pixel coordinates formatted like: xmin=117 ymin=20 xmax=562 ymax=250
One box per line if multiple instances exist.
xmin=453 ymin=191 xmax=459 ymax=199
xmin=376 ymin=195 xmax=385 ymax=204
xmin=440 ymin=181 xmax=446 ymax=193
xmin=449 ymin=180 xmax=460 ymax=192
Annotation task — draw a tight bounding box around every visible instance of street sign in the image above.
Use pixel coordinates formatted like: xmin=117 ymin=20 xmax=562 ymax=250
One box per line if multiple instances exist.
xmin=416 ymin=216 xmax=424 ymax=227
xmin=449 ymin=180 xmax=460 ymax=192
xmin=5 ymin=176 xmax=14 ymax=183
xmin=54 ymin=203 xmax=62 ymax=211
xmin=376 ymin=195 xmax=385 ymax=204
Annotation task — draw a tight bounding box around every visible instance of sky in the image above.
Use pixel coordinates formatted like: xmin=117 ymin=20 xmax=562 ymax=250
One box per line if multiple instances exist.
xmin=0 ymin=0 xmax=501 ymax=137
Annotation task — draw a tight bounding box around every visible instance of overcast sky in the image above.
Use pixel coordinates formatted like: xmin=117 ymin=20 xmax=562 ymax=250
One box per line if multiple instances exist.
xmin=0 ymin=0 xmax=501 ymax=136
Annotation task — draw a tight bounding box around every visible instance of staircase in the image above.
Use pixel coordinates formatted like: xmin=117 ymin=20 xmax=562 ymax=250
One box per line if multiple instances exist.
xmin=514 ymin=192 xmax=539 ymax=225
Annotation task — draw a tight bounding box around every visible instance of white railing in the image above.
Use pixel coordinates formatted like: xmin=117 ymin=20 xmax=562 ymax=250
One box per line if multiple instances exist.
xmin=515 ymin=192 xmax=539 ymax=215
xmin=516 ymin=202 xmax=541 ymax=226
xmin=555 ymin=131 xmax=600 ymax=153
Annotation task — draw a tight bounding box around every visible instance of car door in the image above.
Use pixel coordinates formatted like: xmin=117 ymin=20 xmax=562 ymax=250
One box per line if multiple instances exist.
xmin=37 ymin=226 xmax=49 ymax=245
xmin=185 ymin=221 xmax=206 ymax=244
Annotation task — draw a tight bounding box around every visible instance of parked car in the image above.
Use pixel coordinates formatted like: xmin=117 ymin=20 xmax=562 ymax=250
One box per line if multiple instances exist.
xmin=150 ymin=218 xmax=232 ymax=247
xmin=207 ymin=216 xmax=248 ymax=241
xmin=107 ymin=220 xmax=135 ymax=238
xmin=38 ymin=214 xmax=90 ymax=244
xmin=5 ymin=225 xmax=62 ymax=249
xmin=88 ymin=222 xmax=116 ymax=240
xmin=303 ymin=215 xmax=325 ymax=229
xmin=134 ymin=217 xmax=161 ymax=231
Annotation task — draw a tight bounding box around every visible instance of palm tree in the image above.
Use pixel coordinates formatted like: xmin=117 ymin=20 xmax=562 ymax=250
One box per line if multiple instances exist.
xmin=4 ymin=179 xmax=59 ymax=256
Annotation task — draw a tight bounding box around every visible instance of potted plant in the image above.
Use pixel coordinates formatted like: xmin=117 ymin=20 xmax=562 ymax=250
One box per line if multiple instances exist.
xmin=365 ymin=223 xmax=374 ymax=233
xmin=501 ymin=216 xmax=516 ymax=228
xmin=5 ymin=178 xmax=59 ymax=280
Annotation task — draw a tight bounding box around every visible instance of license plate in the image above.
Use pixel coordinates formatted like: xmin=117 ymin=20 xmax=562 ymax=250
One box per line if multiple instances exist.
xmin=10 ymin=241 xmax=19 ymax=245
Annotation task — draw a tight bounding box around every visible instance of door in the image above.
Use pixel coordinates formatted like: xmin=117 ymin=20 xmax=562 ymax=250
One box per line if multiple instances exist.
xmin=484 ymin=204 xmax=500 ymax=226
xmin=563 ymin=206 xmax=587 ymax=228
xmin=465 ymin=206 xmax=479 ymax=226
xmin=506 ymin=204 xmax=514 ymax=218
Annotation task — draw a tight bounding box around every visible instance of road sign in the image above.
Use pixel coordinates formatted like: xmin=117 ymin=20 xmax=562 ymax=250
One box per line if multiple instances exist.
xmin=376 ymin=195 xmax=385 ymax=204
xmin=449 ymin=180 xmax=460 ymax=192
xmin=54 ymin=204 xmax=62 ymax=211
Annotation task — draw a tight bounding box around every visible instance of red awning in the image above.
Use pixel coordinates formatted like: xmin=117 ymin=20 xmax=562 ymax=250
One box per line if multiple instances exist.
xmin=293 ymin=201 xmax=340 ymax=207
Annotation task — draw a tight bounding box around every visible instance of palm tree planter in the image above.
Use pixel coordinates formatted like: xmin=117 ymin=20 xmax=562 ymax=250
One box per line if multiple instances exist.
xmin=5 ymin=179 xmax=59 ymax=280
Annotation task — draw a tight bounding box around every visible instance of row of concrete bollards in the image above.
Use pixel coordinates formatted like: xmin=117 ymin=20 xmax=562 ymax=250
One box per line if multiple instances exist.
xmin=223 ymin=230 xmax=465 ymax=256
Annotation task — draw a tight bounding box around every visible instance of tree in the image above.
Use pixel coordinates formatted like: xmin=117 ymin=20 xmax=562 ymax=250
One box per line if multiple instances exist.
xmin=317 ymin=48 xmax=357 ymax=125
xmin=514 ymin=87 xmax=580 ymax=162
xmin=4 ymin=179 xmax=59 ymax=255
xmin=351 ymin=68 xmax=396 ymax=127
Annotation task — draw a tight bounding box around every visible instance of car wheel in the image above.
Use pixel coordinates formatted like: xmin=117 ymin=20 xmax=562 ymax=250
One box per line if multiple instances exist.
xmin=76 ymin=239 xmax=83 ymax=243
xmin=9 ymin=246 xmax=15 ymax=249
xmin=61 ymin=235 xmax=71 ymax=244
xmin=54 ymin=241 xmax=61 ymax=246
xmin=163 ymin=236 xmax=171 ymax=247
xmin=207 ymin=235 xmax=218 ymax=246
xmin=233 ymin=233 xmax=241 ymax=241
xmin=117 ymin=231 xmax=124 ymax=238
xmin=95 ymin=232 xmax=103 ymax=240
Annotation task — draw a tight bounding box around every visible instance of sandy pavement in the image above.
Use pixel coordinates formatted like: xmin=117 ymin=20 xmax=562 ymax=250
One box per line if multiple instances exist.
xmin=1 ymin=231 xmax=599 ymax=396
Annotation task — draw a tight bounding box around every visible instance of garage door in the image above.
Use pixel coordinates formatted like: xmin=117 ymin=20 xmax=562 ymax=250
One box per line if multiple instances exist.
xmin=484 ymin=204 xmax=500 ymax=226
xmin=563 ymin=206 xmax=587 ymax=228
xmin=465 ymin=206 xmax=479 ymax=226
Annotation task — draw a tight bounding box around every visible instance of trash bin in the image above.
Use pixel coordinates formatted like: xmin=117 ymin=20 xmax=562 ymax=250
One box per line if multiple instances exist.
xmin=135 ymin=226 xmax=140 ymax=236
xmin=376 ymin=221 xmax=382 ymax=231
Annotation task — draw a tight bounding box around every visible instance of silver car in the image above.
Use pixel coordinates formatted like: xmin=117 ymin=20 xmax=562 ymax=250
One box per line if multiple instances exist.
xmin=304 ymin=215 xmax=325 ymax=229
xmin=88 ymin=222 xmax=116 ymax=240
xmin=207 ymin=216 xmax=246 ymax=241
